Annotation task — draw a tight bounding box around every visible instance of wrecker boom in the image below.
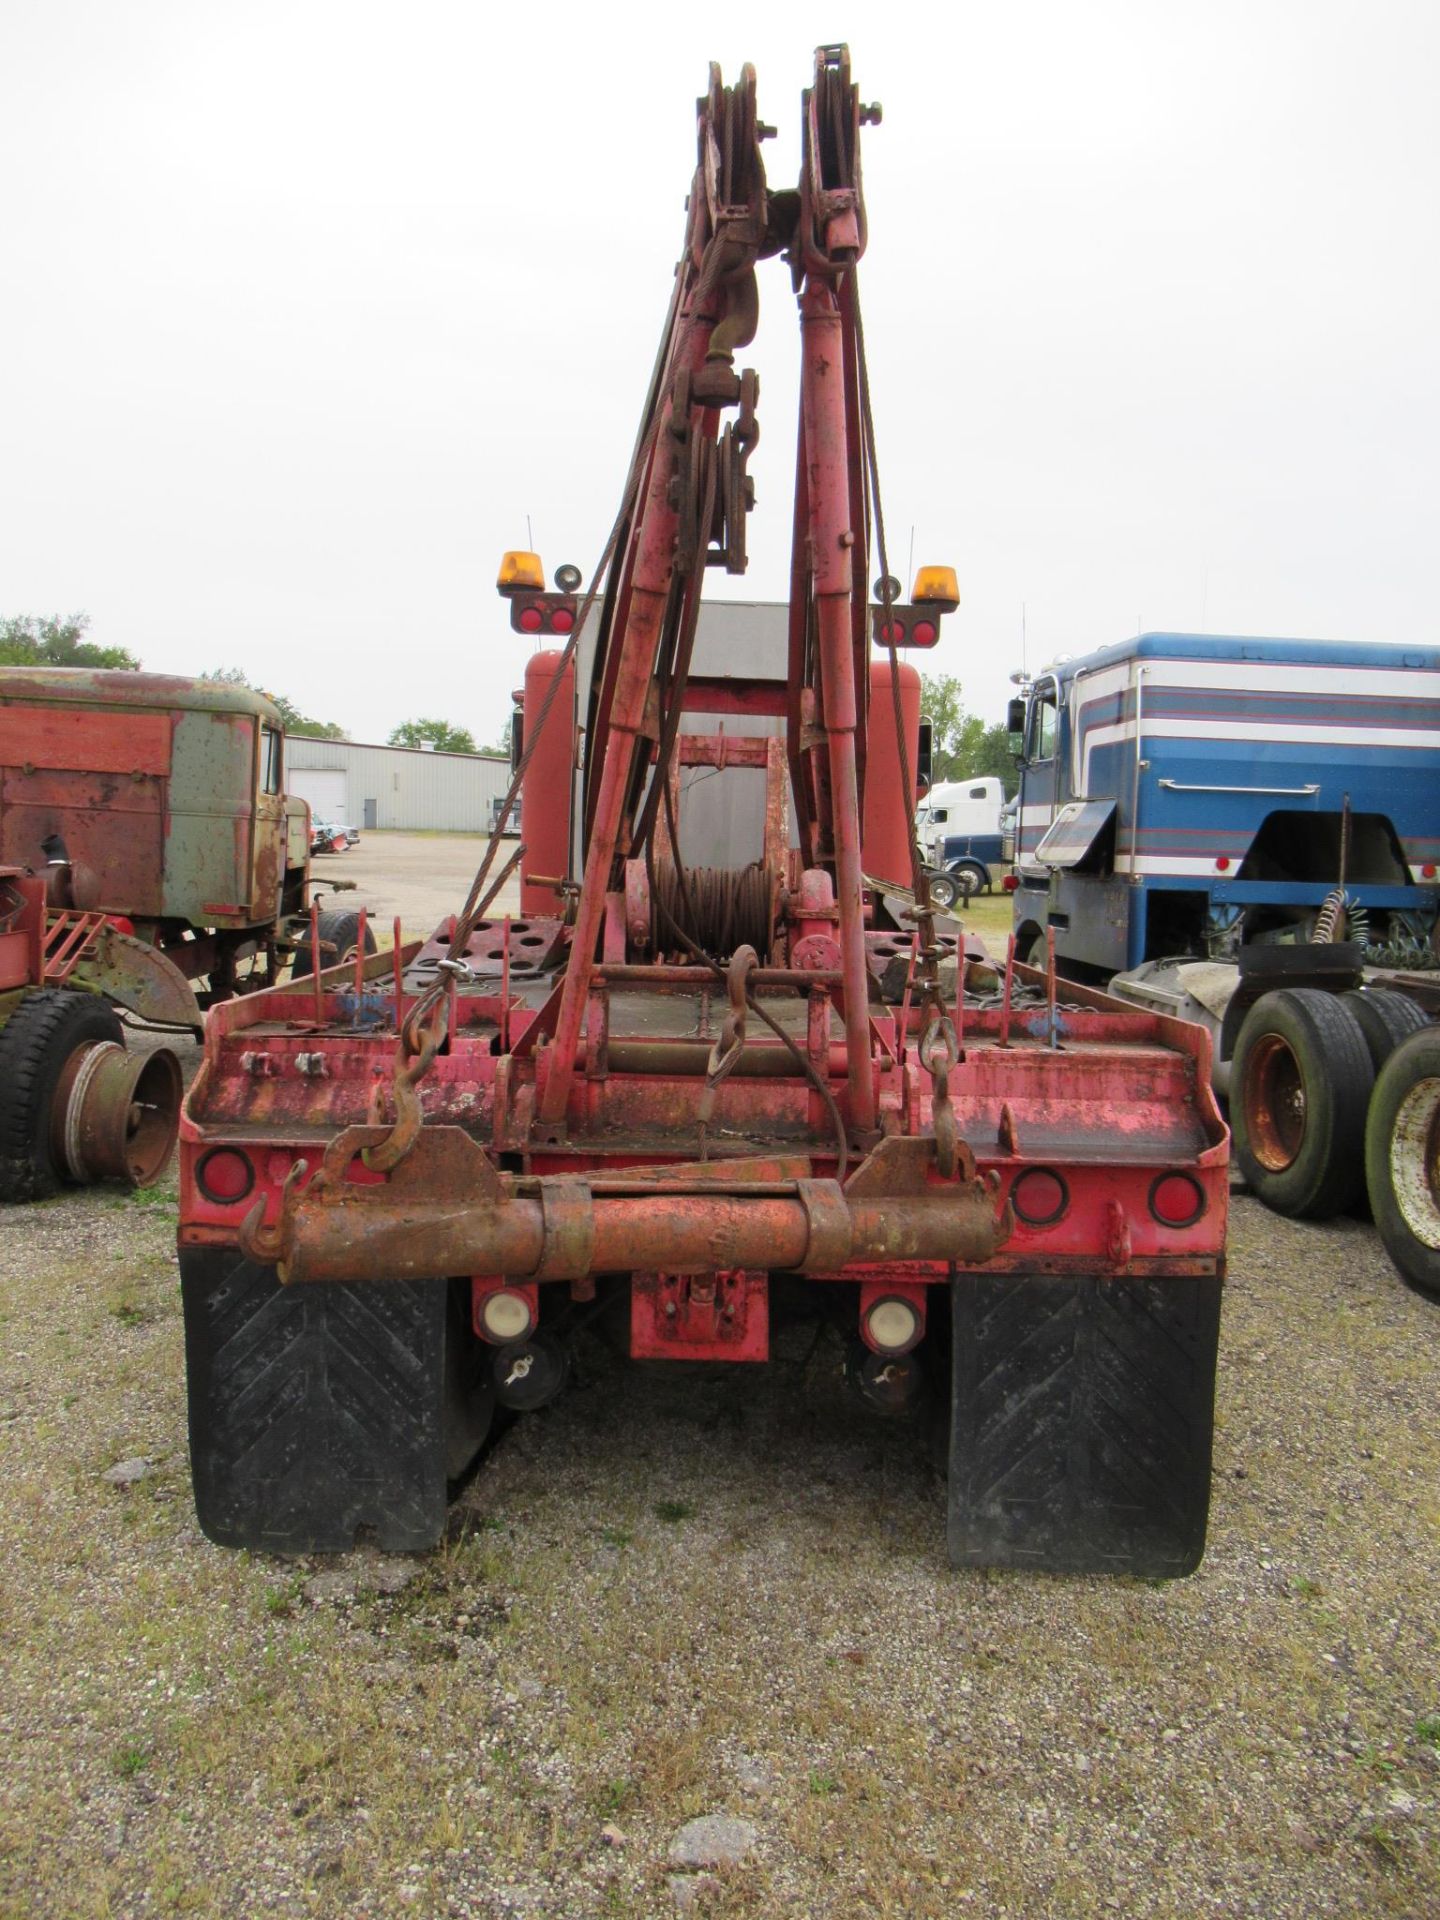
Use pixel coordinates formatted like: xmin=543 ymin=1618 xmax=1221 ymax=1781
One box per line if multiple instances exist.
xmin=177 ymin=49 xmax=1228 ymax=1579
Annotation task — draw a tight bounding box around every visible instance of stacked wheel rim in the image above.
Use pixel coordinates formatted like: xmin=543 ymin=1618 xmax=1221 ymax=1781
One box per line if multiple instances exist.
xmin=1364 ymin=1023 xmax=1440 ymax=1300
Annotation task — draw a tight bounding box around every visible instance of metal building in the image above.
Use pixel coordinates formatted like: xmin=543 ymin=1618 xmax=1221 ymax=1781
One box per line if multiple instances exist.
xmin=285 ymin=736 xmax=510 ymax=833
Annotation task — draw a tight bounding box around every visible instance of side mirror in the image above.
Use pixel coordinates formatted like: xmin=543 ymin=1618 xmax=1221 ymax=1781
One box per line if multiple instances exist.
xmin=1006 ymin=697 xmax=1027 ymax=734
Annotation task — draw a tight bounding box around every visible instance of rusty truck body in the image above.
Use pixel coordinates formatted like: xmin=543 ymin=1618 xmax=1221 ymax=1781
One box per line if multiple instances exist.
xmin=0 ymin=667 xmax=365 ymax=1200
xmin=0 ymin=667 xmax=313 ymax=1019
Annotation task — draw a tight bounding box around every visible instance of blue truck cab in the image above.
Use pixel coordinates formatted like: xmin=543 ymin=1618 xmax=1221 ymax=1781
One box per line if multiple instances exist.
xmin=1010 ymin=633 xmax=1440 ymax=977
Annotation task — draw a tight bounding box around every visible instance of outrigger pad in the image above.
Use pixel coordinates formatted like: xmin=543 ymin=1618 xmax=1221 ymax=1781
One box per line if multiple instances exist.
xmin=947 ymin=1270 xmax=1222 ymax=1579
xmin=181 ymin=1247 xmax=449 ymax=1555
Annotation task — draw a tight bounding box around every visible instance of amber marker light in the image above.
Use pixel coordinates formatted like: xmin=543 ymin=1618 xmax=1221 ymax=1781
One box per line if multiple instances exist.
xmin=497 ymin=550 xmax=546 ymax=596
xmin=912 ymin=565 xmax=960 ymax=613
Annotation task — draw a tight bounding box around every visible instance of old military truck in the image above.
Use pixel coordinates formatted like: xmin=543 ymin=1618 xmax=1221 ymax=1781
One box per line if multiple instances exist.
xmin=0 ymin=667 xmax=370 ymax=1200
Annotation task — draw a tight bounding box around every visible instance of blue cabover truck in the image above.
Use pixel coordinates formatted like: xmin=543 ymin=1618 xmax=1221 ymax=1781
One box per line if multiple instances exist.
xmin=1008 ymin=632 xmax=1440 ymax=1225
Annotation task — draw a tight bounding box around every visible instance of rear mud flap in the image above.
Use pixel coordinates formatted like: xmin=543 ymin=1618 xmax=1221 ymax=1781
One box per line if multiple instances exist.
xmin=180 ymin=1246 xmax=449 ymax=1555
xmin=947 ymin=1270 xmax=1222 ymax=1578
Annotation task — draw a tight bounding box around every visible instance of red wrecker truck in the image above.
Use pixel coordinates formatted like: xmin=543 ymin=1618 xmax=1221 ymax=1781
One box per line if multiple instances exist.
xmin=176 ymin=49 xmax=1228 ymax=1576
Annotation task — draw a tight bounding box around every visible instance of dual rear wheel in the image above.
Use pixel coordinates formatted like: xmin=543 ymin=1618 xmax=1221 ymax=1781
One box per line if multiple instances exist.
xmin=1230 ymin=987 xmax=1428 ymax=1220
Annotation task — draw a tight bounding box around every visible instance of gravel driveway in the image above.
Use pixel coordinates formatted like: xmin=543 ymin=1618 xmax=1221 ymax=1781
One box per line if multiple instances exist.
xmin=2 ymin=1174 xmax=1437 ymax=1918
xmin=311 ymin=831 xmax=522 ymax=941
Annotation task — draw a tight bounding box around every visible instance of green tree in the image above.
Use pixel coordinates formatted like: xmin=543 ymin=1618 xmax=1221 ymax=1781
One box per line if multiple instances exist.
xmin=388 ymin=717 xmax=479 ymax=754
xmin=482 ymin=715 xmax=514 ymax=758
xmin=0 ymin=613 xmax=140 ymax=670
xmin=919 ymin=672 xmax=1016 ymax=794
xmin=203 ymin=666 xmax=347 ymax=738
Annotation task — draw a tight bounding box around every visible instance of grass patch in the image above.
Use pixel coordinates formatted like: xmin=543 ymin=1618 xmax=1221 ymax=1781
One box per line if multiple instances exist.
xmin=113 ymin=1738 xmax=149 ymax=1778
xmin=653 ymin=1499 xmax=693 ymax=1524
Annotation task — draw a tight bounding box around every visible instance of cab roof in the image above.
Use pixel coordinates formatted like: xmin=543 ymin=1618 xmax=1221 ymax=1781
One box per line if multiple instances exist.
xmin=1037 ymin=632 xmax=1440 ymax=682
xmin=0 ymin=666 xmax=283 ymax=725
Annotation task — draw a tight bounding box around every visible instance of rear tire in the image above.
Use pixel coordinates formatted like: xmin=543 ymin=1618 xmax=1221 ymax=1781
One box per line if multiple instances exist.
xmin=1364 ymin=1024 xmax=1440 ymax=1302
xmin=928 ymin=872 xmax=959 ymax=911
xmin=1230 ymin=988 xmax=1374 ymax=1218
xmin=1341 ymin=988 xmax=1429 ymax=1073
xmin=946 ymin=1269 xmax=1221 ymax=1577
xmin=951 ymin=859 xmax=989 ymax=899
xmin=0 ymin=991 xmax=125 ymax=1203
xmin=181 ymin=1250 xmax=492 ymax=1552
xmin=292 ymin=908 xmax=378 ymax=980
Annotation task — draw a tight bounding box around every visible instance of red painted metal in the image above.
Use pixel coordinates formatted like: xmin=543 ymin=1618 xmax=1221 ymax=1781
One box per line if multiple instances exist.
xmin=0 ymin=705 xmax=172 ymax=777
xmin=631 ymin=1271 xmax=769 ymax=1361
xmin=42 ymin=910 xmax=108 ymax=982
xmin=798 ymin=279 xmax=873 ymax=1130
xmin=519 ymin=651 xmax=575 ymax=915
xmin=0 ymin=867 xmax=46 ymax=991
xmin=862 ymin=659 xmax=921 ymax=890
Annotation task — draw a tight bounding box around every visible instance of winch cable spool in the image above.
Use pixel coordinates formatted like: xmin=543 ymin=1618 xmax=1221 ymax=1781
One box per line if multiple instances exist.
xmin=648 ymin=859 xmax=772 ymax=961
xmin=645 ymin=774 xmax=850 ymax=1179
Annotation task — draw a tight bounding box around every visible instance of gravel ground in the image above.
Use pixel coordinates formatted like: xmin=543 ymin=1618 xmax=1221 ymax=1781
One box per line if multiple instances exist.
xmin=2 ymin=1171 xmax=1437 ymax=1919
xmin=311 ymin=832 xmax=522 ymax=943
xmin=2 ymin=843 xmax=1436 ymax=1915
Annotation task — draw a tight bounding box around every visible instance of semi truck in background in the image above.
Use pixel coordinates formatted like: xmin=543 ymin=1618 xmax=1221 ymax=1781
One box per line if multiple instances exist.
xmin=1007 ymin=632 xmax=1440 ymax=1226
xmin=914 ymin=776 xmax=1007 ymax=906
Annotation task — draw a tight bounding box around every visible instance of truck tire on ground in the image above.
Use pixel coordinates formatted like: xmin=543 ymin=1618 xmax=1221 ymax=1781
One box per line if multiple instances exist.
xmin=950 ymin=858 xmax=989 ymax=899
xmin=1364 ymin=1024 xmax=1440 ymax=1302
xmin=291 ymin=908 xmax=378 ymax=979
xmin=0 ymin=990 xmax=125 ymax=1203
xmin=1230 ymin=988 xmax=1374 ymax=1219
xmin=1341 ymin=988 xmax=1430 ymax=1073
xmin=946 ymin=1270 xmax=1221 ymax=1577
xmin=181 ymin=1250 xmax=492 ymax=1552
xmin=928 ymin=871 xmax=959 ymax=911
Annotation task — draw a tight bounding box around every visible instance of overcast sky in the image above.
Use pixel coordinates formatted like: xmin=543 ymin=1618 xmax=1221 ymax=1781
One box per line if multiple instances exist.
xmin=3 ymin=3 xmax=1436 ymax=750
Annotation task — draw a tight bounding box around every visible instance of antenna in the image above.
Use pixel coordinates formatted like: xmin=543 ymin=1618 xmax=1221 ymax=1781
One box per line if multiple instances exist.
xmin=1021 ymin=601 xmax=1027 ymax=676
xmin=907 ymin=525 xmax=915 ymax=591
xmin=526 ymin=514 xmax=534 ymax=552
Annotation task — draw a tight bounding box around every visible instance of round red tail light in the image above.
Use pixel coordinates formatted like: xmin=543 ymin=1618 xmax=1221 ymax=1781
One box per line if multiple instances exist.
xmin=1002 ymin=873 xmax=1019 ymax=892
xmin=1010 ymin=1167 xmax=1069 ymax=1226
xmin=1149 ymin=1172 xmax=1205 ymax=1227
xmin=196 ymin=1146 xmax=254 ymax=1205
xmin=1423 ymin=863 xmax=1437 ymax=880
xmin=550 ymin=606 xmax=575 ymax=633
xmin=912 ymin=620 xmax=937 ymax=646
xmin=518 ymin=605 xmax=543 ymax=633
xmin=1215 ymin=855 xmax=1231 ymax=872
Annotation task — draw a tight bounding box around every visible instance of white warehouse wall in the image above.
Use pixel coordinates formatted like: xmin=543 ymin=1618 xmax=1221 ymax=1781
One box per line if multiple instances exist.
xmin=286 ymin=736 xmax=510 ymax=832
